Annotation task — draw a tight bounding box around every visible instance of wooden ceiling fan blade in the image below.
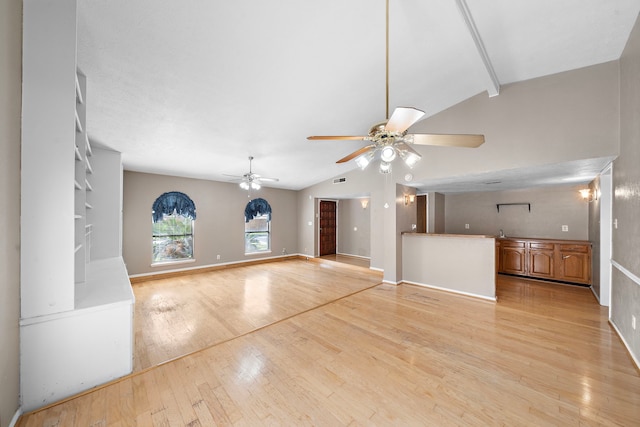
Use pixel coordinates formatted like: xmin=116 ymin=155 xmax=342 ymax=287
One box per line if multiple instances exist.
xmin=385 ymin=107 xmax=426 ymax=133
xmin=336 ymin=145 xmax=375 ymax=163
xmin=307 ymin=135 xmax=367 ymax=141
xmin=410 ymin=133 xmax=485 ymax=148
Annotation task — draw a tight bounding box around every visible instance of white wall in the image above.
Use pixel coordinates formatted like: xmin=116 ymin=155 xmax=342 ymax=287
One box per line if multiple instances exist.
xmin=89 ymin=147 xmax=123 ymax=260
xmin=123 ymin=171 xmax=299 ymax=276
xmin=21 ymin=0 xmax=78 ymax=318
xmin=444 ymin=185 xmax=589 ymax=240
xmin=0 ymin=0 xmax=22 ymax=423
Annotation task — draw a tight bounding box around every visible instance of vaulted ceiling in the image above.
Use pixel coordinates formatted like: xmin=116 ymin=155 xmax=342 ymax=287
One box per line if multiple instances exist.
xmin=77 ymin=0 xmax=640 ymax=191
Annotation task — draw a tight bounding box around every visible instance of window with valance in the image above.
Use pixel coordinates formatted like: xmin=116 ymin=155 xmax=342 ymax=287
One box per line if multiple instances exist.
xmin=152 ymin=191 xmax=196 ymax=263
xmin=245 ymin=198 xmax=271 ymax=254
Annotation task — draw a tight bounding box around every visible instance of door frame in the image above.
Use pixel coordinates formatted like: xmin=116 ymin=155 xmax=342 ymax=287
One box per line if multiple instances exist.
xmin=600 ymin=166 xmax=612 ymax=308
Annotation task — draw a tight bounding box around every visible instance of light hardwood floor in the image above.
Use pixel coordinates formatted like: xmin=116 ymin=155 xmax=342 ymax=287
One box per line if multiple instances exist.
xmin=132 ymin=258 xmax=381 ymax=370
xmin=18 ymin=261 xmax=640 ymax=426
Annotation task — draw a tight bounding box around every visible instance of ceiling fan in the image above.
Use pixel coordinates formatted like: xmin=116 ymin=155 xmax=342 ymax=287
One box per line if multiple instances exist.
xmin=307 ymin=0 xmax=484 ymax=173
xmin=223 ymin=156 xmax=279 ymax=190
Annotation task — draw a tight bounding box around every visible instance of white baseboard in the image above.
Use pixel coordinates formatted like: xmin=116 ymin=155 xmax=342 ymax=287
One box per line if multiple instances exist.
xmin=129 ymin=253 xmax=302 ymax=279
xmin=9 ymin=407 xmax=22 ymax=427
xmin=608 ymin=318 xmax=640 ymax=370
xmin=402 ymin=280 xmax=497 ymax=302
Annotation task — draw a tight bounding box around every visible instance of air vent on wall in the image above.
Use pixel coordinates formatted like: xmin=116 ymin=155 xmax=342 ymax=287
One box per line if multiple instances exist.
xmin=333 ymin=177 xmax=347 ymax=184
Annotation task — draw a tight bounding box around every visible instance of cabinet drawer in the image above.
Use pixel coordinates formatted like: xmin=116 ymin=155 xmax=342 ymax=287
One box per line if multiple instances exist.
xmin=501 ymin=241 xmax=525 ymax=248
xmin=559 ymin=244 xmax=589 ymax=253
xmin=530 ymin=242 xmax=554 ymax=250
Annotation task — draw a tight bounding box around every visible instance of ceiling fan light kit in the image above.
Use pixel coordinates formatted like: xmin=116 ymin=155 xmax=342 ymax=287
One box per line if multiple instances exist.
xmin=355 ymin=151 xmax=375 ymax=170
xmin=307 ymin=0 xmax=485 ymax=175
xmin=223 ymin=156 xmax=278 ymax=191
xmin=380 ymin=145 xmax=397 ymax=162
xmin=379 ymin=161 xmax=392 ymax=174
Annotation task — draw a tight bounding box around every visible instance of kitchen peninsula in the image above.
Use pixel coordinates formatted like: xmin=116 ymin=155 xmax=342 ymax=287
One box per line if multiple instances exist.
xmin=402 ymin=233 xmax=496 ymax=301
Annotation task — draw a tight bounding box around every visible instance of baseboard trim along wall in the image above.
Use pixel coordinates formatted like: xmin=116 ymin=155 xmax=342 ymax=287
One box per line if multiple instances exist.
xmin=402 ymin=280 xmax=499 ymax=302
xmin=129 ymin=254 xmax=302 ymax=283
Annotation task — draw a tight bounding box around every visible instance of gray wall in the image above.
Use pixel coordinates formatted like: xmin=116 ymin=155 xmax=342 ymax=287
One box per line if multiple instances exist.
xmin=409 ymin=60 xmax=619 ymax=182
xmin=337 ymin=198 xmax=371 ymax=258
xmin=123 ymin=171 xmax=299 ymax=276
xmin=427 ymin=192 xmax=445 ymax=233
xmin=611 ymin=12 xmax=640 ymax=363
xmin=0 ymin=0 xmax=22 ymax=424
xmin=444 ymin=185 xmax=589 ymax=240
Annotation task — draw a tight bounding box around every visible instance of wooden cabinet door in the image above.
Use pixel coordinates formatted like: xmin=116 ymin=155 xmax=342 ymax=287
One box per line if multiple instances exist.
xmin=558 ymin=244 xmax=591 ymax=284
xmin=528 ymin=243 xmax=554 ymax=280
xmin=501 ymin=242 xmax=527 ymax=275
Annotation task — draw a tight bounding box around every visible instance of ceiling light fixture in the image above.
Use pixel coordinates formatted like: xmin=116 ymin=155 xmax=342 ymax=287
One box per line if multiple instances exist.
xmin=400 ymin=150 xmax=421 ymax=168
xmin=579 ymin=188 xmax=593 ymax=202
xmin=380 ymin=146 xmax=397 ymax=162
xmin=355 ymin=151 xmax=375 ymax=170
xmin=379 ymin=161 xmax=392 ymax=174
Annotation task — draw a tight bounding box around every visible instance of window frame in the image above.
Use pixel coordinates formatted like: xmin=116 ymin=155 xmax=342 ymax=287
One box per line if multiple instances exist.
xmin=151 ymin=212 xmax=195 ymax=265
xmin=244 ymin=213 xmax=271 ymax=255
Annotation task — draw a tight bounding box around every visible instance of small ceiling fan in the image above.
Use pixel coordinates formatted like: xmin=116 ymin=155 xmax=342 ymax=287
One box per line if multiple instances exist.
xmin=307 ymin=0 xmax=484 ymax=173
xmin=224 ymin=156 xmax=279 ymax=190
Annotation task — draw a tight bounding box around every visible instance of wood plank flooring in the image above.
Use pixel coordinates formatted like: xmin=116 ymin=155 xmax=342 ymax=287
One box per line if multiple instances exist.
xmin=17 ymin=263 xmax=640 ymax=426
xmin=133 ymin=258 xmax=382 ymax=370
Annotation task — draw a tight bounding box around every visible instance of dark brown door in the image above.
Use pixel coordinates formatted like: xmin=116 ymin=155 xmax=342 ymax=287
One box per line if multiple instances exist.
xmin=319 ymin=200 xmax=337 ymax=256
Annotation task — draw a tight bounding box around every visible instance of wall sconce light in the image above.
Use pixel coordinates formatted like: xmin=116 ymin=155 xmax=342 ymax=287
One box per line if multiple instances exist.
xmin=404 ymin=194 xmax=416 ymax=205
xmin=361 ymin=199 xmax=369 ymax=209
xmin=579 ymin=189 xmax=593 ymax=202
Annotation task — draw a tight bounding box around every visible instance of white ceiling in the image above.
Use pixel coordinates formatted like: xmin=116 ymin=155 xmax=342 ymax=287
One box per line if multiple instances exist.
xmin=77 ymin=0 xmax=640 ymax=192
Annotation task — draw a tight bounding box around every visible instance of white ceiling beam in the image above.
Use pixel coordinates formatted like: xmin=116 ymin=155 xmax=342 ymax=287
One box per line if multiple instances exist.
xmin=454 ymin=0 xmax=500 ymax=97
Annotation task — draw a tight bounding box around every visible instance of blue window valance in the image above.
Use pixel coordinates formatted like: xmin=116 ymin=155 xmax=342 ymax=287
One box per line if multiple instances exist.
xmin=152 ymin=191 xmax=196 ymax=223
xmin=245 ymin=198 xmax=272 ymax=223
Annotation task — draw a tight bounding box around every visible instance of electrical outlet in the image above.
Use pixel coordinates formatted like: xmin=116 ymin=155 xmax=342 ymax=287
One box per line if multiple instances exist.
xmin=562 ymin=225 xmax=569 ymax=232
xmin=614 ymin=218 xmax=618 ymax=229
xmin=633 ymin=315 xmax=637 ymax=330
xmin=216 ymin=254 xmax=221 ymax=260
xmin=465 ymin=224 xmax=470 ymax=229
xmin=411 ymin=224 xmax=417 ymax=230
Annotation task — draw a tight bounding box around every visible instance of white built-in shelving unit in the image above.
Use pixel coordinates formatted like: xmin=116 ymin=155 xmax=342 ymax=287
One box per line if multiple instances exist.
xmin=20 ymin=0 xmax=134 ymax=411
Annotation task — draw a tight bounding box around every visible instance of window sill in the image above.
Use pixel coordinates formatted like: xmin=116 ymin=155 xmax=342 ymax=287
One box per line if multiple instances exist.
xmin=151 ymin=258 xmax=196 ymax=267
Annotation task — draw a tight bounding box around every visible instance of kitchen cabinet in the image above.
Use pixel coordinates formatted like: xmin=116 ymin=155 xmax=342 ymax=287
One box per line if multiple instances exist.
xmin=528 ymin=242 xmax=555 ymax=280
xmin=557 ymin=244 xmax=591 ymax=284
xmin=500 ymin=240 xmax=526 ymax=275
xmin=497 ymin=238 xmax=591 ymax=285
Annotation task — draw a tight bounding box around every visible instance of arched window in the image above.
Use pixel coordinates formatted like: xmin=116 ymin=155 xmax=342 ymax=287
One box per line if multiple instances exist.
xmin=244 ymin=198 xmax=271 ymax=254
xmin=152 ymin=191 xmax=196 ymax=263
